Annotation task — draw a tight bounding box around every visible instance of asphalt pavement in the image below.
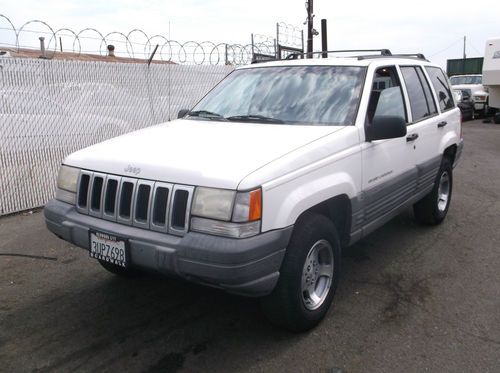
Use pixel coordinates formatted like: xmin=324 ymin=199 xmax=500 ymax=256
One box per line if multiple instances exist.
xmin=0 ymin=119 xmax=499 ymax=372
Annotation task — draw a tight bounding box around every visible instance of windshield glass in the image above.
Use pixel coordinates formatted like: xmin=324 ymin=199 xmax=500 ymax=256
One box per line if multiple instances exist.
xmin=188 ymin=65 xmax=366 ymax=126
xmin=450 ymin=75 xmax=482 ymax=85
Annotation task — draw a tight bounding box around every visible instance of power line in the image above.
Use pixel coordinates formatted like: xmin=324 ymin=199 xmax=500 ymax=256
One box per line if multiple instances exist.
xmin=428 ymin=38 xmax=463 ymax=58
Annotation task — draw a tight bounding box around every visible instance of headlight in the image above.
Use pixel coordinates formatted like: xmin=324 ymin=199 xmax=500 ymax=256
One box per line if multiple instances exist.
xmin=191 ymin=187 xmax=235 ymax=220
xmin=57 ymin=165 xmax=79 ymax=192
xmin=191 ymin=217 xmax=261 ymax=238
xmin=190 ymin=187 xmax=262 ymax=238
xmin=56 ymin=165 xmax=79 ymax=204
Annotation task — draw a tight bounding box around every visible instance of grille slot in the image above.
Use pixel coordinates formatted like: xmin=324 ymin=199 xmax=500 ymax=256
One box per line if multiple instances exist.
xmin=119 ymin=181 xmax=135 ymax=220
xmin=77 ymin=173 xmax=91 ymax=210
xmin=168 ymin=185 xmax=194 ymax=235
xmin=135 ymin=185 xmax=151 ymax=221
xmin=150 ymin=182 xmax=173 ymax=232
xmin=88 ymin=173 xmax=106 ymax=217
xmin=104 ymin=179 xmax=118 ymax=214
xmin=76 ymin=171 xmax=192 ymax=235
xmin=90 ymin=177 xmax=104 ymax=211
xmin=171 ymin=190 xmax=189 ymax=228
xmin=152 ymin=188 xmax=169 ymax=226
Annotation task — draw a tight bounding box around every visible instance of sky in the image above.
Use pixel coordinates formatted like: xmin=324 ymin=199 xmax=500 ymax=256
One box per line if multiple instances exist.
xmin=1 ymin=0 xmax=499 ymax=68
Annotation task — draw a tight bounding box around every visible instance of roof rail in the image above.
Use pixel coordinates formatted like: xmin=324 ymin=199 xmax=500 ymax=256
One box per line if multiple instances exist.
xmin=285 ymin=49 xmax=392 ymax=60
xmin=357 ymin=53 xmax=428 ymax=62
xmin=392 ymin=53 xmax=428 ymax=61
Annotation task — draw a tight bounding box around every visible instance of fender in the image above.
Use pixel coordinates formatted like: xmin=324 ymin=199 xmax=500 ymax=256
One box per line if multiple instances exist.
xmin=261 ymin=166 xmax=360 ymax=232
xmin=439 ymin=129 xmax=459 ymax=156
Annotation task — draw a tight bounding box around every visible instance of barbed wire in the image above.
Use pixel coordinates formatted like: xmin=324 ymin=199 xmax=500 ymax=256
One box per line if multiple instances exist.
xmin=0 ymin=14 xmax=282 ymax=65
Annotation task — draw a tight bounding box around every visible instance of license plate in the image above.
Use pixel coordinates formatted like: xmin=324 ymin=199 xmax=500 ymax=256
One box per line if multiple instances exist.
xmin=89 ymin=231 xmax=128 ymax=267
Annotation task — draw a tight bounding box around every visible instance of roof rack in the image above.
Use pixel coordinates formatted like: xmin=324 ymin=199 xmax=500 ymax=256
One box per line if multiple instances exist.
xmin=282 ymin=49 xmax=429 ymax=62
xmin=285 ymin=49 xmax=392 ymax=60
xmin=358 ymin=53 xmax=428 ymax=62
xmin=392 ymin=53 xmax=428 ymax=61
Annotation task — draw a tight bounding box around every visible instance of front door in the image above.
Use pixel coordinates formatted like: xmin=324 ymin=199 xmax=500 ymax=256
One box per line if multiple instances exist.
xmin=359 ymin=66 xmax=416 ymax=236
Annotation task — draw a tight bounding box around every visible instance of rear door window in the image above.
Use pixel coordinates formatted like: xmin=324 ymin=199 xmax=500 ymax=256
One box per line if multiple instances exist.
xmin=425 ymin=67 xmax=455 ymax=112
xmin=400 ymin=66 xmax=437 ymax=123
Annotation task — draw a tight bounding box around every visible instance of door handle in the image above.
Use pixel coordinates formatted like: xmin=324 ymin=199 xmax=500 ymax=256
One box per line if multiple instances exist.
xmin=406 ymin=133 xmax=419 ymax=142
xmin=437 ymin=121 xmax=447 ymax=128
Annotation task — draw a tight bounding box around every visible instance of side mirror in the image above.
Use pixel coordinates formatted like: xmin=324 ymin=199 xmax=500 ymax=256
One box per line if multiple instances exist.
xmin=366 ymin=116 xmax=407 ymax=142
xmin=462 ymin=91 xmax=471 ymax=101
xmin=178 ymin=109 xmax=190 ymax=119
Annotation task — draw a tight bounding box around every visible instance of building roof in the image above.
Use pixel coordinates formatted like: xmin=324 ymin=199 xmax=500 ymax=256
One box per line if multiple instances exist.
xmin=0 ymin=47 xmax=175 ymax=64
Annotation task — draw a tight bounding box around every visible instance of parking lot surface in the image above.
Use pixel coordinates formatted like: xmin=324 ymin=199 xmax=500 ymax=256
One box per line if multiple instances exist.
xmin=1 ymin=119 xmax=499 ymax=372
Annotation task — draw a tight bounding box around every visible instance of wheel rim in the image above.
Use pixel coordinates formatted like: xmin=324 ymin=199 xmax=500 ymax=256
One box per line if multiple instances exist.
xmin=437 ymin=171 xmax=450 ymax=212
xmin=301 ymin=239 xmax=334 ymax=311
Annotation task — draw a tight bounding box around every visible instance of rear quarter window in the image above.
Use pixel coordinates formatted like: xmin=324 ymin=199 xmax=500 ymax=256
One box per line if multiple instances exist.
xmin=425 ymin=67 xmax=455 ymax=112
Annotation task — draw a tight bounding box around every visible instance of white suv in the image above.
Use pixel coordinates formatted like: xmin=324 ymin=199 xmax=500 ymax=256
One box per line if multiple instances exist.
xmin=45 ymin=50 xmax=463 ymax=331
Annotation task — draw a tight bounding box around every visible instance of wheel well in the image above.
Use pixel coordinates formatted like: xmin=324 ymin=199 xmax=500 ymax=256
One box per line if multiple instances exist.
xmin=301 ymin=195 xmax=352 ymax=248
xmin=443 ymin=145 xmax=457 ymax=164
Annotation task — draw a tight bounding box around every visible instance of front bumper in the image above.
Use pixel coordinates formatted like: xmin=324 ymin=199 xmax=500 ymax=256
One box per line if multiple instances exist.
xmin=44 ymin=199 xmax=293 ymax=297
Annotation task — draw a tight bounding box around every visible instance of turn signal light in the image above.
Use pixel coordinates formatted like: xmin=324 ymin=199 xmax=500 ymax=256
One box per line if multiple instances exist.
xmin=248 ymin=188 xmax=262 ymax=221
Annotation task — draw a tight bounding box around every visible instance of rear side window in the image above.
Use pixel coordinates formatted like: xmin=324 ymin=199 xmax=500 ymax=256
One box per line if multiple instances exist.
xmin=401 ymin=66 xmax=437 ymax=122
xmin=415 ymin=68 xmax=437 ymax=115
xmin=425 ymin=67 xmax=455 ymax=112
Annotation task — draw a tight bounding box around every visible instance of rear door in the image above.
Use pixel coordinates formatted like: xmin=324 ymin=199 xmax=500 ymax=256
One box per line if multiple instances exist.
xmin=399 ymin=65 xmax=442 ymax=195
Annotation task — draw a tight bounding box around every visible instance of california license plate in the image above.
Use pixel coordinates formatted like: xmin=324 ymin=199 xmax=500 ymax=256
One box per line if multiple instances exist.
xmin=89 ymin=231 xmax=128 ymax=267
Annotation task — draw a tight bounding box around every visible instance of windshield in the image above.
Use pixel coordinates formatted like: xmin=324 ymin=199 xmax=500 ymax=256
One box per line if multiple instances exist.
xmin=187 ymin=65 xmax=366 ymax=125
xmin=450 ymin=75 xmax=482 ymax=85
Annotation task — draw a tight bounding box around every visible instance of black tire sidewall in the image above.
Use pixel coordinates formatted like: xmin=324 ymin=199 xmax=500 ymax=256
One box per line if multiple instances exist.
xmin=432 ymin=158 xmax=453 ymax=222
xmin=263 ymin=213 xmax=341 ymax=331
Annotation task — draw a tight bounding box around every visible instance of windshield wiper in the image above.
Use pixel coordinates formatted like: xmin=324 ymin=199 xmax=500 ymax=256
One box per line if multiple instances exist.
xmin=188 ymin=110 xmax=227 ymax=120
xmin=226 ymin=114 xmax=284 ymax=124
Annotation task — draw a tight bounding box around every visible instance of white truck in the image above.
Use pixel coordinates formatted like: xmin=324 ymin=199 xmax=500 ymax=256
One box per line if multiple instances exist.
xmin=449 ymin=74 xmax=489 ymax=117
xmin=45 ymin=50 xmax=463 ymax=331
xmin=483 ymin=37 xmax=500 ymax=124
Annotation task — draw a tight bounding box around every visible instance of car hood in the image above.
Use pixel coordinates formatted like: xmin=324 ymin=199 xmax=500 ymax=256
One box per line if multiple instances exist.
xmin=451 ymin=84 xmax=486 ymax=94
xmin=65 ymin=119 xmax=345 ymax=189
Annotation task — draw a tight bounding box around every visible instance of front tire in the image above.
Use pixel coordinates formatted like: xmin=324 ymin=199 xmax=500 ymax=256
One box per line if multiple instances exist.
xmin=413 ymin=157 xmax=453 ymax=225
xmin=260 ymin=213 xmax=341 ymax=332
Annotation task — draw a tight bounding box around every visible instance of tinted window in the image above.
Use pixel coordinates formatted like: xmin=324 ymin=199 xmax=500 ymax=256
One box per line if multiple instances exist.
xmin=401 ymin=66 xmax=435 ymax=122
xmin=425 ymin=67 xmax=455 ymax=112
xmin=416 ymin=67 xmax=437 ymax=115
xmin=366 ymin=66 xmax=406 ymax=124
xmin=189 ymin=66 xmax=366 ymax=126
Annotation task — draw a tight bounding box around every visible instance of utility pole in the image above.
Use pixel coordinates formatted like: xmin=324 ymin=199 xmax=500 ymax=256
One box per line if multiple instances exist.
xmin=463 ymin=35 xmax=466 ymax=74
xmin=463 ymin=35 xmax=466 ymax=59
xmin=321 ymin=19 xmax=328 ymax=58
xmin=306 ymin=0 xmax=313 ymax=58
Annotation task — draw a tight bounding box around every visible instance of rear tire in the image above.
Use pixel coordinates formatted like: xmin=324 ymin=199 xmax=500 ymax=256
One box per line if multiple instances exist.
xmin=260 ymin=212 xmax=341 ymax=332
xmin=413 ymin=157 xmax=453 ymax=225
xmin=98 ymin=259 xmax=142 ymax=278
xmin=494 ymin=112 xmax=500 ymax=124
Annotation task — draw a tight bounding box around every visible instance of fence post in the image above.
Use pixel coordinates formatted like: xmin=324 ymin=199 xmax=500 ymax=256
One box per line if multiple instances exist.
xmin=39 ymin=37 xmax=47 ymax=59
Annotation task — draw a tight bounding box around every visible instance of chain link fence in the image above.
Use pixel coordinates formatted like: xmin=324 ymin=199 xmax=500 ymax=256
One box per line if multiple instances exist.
xmin=0 ymin=57 xmax=233 ymax=215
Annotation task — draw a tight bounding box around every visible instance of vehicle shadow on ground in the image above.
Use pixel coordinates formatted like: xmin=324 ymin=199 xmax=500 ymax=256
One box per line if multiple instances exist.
xmin=4 ymin=209 xmax=436 ymax=372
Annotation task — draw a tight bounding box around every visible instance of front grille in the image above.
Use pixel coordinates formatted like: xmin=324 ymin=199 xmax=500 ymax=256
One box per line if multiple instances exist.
xmin=76 ymin=171 xmax=193 ymax=235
